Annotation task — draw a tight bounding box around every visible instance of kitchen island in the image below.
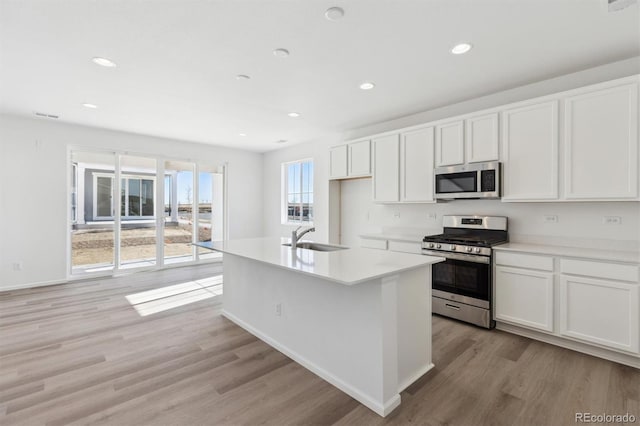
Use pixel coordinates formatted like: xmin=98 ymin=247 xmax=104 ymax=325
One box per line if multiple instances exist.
xmin=196 ymin=237 xmax=444 ymax=416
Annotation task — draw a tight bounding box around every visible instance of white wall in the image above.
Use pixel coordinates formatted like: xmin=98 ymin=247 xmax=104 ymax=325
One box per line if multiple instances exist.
xmin=261 ymin=135 xmax=341 ymax=243
xmin=0 ymin=114 xmax=263 ymax=289
xmin=263 ymin=57 xmax=640 ymax=250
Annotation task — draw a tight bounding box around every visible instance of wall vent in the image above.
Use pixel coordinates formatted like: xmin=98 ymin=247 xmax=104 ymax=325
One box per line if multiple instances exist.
xmin=608 ymin=0 xmax=637 ymax=11
xmin=34 ymin=112 xmax=59 ymax=119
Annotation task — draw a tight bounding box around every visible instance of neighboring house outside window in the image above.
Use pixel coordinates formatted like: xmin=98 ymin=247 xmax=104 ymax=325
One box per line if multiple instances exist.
xmin=282 ymin=159 xmax=313 ymax=224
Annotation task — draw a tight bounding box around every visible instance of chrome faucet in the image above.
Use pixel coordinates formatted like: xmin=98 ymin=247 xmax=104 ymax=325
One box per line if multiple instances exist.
xmin=291 ymin=226 xmax=315 ymax=249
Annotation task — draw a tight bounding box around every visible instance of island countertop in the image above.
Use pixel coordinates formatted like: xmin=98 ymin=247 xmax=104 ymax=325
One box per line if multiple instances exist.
xmin=197 ymin=237 xmax=444 ymax=285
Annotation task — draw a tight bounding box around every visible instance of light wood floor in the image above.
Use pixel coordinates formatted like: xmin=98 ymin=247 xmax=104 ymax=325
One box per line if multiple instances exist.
xmin=1 ymin=264 xmax=638 ymax=426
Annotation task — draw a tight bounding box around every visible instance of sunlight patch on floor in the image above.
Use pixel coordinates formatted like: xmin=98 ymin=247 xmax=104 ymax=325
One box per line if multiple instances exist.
xmin=126 ymin=275 xmax=223 ymax=316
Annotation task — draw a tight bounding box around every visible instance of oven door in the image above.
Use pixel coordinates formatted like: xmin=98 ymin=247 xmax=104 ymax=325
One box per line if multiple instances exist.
xmin=424 ymin=250 xmax=490 ymax=308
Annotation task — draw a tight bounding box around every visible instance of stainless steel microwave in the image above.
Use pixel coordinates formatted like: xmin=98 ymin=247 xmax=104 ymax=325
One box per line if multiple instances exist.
xmin=434 ymin=161 xmax=501 ymax=200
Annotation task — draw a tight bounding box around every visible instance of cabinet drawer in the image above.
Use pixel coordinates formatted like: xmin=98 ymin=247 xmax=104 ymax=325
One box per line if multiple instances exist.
xmin=360 ymin=238 xmax=387 ymax=250
xmin=388 ymin=240 xmax=421 ymax=254
xmin=560 ymin=259 xmax=639 ymax=283
xmin=495 ymin=251 xmax=554 ymax=271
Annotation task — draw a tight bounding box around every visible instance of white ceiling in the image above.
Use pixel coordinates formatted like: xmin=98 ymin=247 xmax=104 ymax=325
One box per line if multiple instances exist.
xmin=1 ymin=0 xmax=638 ymax=152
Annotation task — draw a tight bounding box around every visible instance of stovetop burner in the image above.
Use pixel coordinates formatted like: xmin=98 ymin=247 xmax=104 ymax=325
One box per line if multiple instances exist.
xmin=422 ymin=234 xmax=508 ymax=247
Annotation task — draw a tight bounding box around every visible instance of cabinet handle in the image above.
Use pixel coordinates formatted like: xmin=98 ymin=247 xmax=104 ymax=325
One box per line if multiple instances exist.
xmin=445 ymin=304 xmax=461 ymax=311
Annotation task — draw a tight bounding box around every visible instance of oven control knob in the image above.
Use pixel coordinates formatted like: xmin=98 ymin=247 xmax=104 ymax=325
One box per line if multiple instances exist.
xmin=466 ymin=247 xmax=473 ymax=253
xmin=450 ymin=245 xmax=456 ymax=250
xmin=428 ymin=243 xmax=434 ymax=248
xmin=474 ymin=247 xmax=481 ymax=253
xmin=436 ymin=244 xmax=441 ymax=249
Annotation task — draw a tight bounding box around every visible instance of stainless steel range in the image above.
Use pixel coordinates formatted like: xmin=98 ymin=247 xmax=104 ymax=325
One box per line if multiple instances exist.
xmin=422 ymin=215 xmax=508 ymax=329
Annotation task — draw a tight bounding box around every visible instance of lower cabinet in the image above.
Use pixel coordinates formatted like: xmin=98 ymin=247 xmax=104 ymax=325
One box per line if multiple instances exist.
xmin=495 ymin=266 xmax=554 ymax=332
xmin=559 ymin=275 xmax=639 ymax=353
xmin=495 ymin=249 xmax=640 ymax=357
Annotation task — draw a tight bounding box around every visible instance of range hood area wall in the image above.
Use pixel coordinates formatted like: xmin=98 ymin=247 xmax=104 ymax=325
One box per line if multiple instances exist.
xmin=339 ymin=178 xmax=640 ymax=250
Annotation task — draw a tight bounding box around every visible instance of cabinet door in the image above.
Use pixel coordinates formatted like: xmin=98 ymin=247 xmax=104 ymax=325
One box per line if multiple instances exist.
xmin=329 ymin=145 xmax=348 ymax=179
xmin=564 ymin=83 xmax=639 ymax=200
xmin=501 ymin=101 xmax=559 ymax=201
xmin=372 ymin=134 xmax=400 ymax=202
xmin=435 ymin=120 xmax=464 ymax=166
xmin=466 ymin=113 xmax=499 ymax=163
xmin=400 ymin=127 xmax=434 ymax=202
xmin=348 ymin=140 xmax=371 ymax=177
xmin=560 ymin=275 xmax=639 ymax=353
xmin=495 ymin=266 xmax=554 ymax=332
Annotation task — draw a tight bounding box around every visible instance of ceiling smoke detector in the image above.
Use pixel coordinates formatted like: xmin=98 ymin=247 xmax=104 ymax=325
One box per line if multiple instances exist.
xmin=273 ymin=48 xmax=290 ymax=58
xmin=608 ymin=0 xmax=637 ymax=11
xmin=325 ymin=7 xmax=345 ymax=21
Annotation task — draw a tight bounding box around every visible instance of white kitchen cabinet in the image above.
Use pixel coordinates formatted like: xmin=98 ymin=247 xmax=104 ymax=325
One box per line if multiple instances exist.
xmin=560 ymin=275 xmax=639 ymax=353
xmin=329 ymin=145 xmax=348 ymax=179
xmin=564 ymin=82 xmax=639 ymax=200
xmin=372 ymin=134 xmax=400 ymax=203
xmin=435 ymin=120 xmax=464 ymax=166
xmin=501 ymin=100 xmax=559 ymax=201
xmin=348 ymin=140 xmax=371 ymax=177
xmin=466 ymin=113 xmax=499 ymax=163
xmin=495 ymin=265 xmax=554 ymax=332
xmin=330 ymin=140 xmax=372 ymax=180
xmin=400 ymin=127 xmax=435 ymax=202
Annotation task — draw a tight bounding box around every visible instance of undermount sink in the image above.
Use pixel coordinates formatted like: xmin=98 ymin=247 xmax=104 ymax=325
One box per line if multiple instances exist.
xmin=283 ymin=242 xmax=347 ymax=252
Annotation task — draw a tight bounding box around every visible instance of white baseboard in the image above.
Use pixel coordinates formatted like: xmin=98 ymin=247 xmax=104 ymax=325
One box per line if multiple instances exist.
xmin=0 ymin=278 xmax=68 ymax=292
xmin=222 ymin=309 xmax=402 ymax=417
xmin=397 ymin=362 xmax=435 ymax=393
xmin=496 ymin=322 xmax=640 ymax=369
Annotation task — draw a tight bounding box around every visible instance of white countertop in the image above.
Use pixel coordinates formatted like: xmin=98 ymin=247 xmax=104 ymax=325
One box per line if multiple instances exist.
xmin=494 ymin=242 xmax=640 ymax=264
xmin=197 ymin=237 xmax=444 ymax=285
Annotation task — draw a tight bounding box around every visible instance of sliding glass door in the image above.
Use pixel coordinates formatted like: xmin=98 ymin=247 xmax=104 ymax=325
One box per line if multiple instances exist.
xmin=69 ymin=150 xmax=116 ymax=274
xmin=69 ymin=150 xmax=224 ymax=277
xmin=119 ymin=155 xmax=158 ymax=269
xmin=163 ymin=160 xmax=195 ymax=264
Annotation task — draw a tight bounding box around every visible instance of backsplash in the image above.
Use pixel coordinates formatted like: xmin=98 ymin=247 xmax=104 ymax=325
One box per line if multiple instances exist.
xmin=340 ymin=178 xmax=640 ymax=251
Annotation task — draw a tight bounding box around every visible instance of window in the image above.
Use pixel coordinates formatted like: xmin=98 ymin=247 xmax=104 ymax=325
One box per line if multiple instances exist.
xmin=283 ymin=159 xmax=313 ymax=224
xmin=93 ymin=173 xmax=155 ymax=219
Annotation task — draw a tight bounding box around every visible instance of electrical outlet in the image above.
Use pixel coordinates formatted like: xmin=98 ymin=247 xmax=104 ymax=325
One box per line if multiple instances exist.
xmin=275 ymin=303 xmax=282 ymax=317
xmin=393 ymin=211 xmax=401 ymax=219
xmin=427 ymin=212 xmax=437 ymax=221
xmin=602 ymin=216 xmax=622 ymax=225
xmin=12 ymin=262 xmax=22 ymax=271
xmin=543 ymin=215 xmax=558 ymax=224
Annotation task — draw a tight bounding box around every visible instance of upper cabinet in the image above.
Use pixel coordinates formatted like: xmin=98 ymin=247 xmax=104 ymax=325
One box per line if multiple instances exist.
xmin=501 ymin=100 xmax=559 ymax=201
xmin=466 ymin=113 xmax=499 ymax=163
xmin=372 ymin=134 xmax=400 ymax=203
xmin=329 ymin=140 xmax=371 ymax=180
xmin=435 ymin=120 xmax=464 ymax=166
xmin=435 ymin=114 xmax=499 ymax=167
xmin=329 ymin=145 xmax=348 ymax=179
xmin=400 ymin=127 xmax=435 ymax=202
xmin=563 ymin=82 xmax=639 ymax=200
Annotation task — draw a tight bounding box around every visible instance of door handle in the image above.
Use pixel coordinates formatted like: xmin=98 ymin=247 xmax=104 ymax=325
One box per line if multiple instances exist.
xmin=445 ymin=303 xmax=461 ymax=311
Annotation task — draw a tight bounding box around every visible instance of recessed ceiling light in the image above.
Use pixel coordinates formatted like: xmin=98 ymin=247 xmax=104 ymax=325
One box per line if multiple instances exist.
xmin=325 ymin=7 xmax=345 ymax=21
xmin=92 ymin=57 xmax=117 ymax=67
xmin=273 ymin=48 xmax=290 ymax=58
xmin=359 ymin=82 xmax=375 ymax=90
xmin=239 ymin=133 xmax=247 ymax=137
xmin=451 ymin=43 xmax=472 ymax=55
xmin=287 ymin=112 xmax=300 ymax=118
xmin=82 ymin=103 xmax=98 ymax=109
xmin=276 ymin=139 xmax=288 ymax=144
xmin=236 ymin=74 xmax=250 ymax=80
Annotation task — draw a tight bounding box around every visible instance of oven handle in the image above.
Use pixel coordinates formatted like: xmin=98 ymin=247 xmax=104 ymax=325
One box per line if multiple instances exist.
xmin=422 ymin=250 xmax=491 ymax=264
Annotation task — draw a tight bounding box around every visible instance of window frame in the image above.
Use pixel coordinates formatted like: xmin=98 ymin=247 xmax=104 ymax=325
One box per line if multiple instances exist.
xmin=281 ymin=158 xmax=314 ymax=226
xmin=92 ymin=172 xmax=156 ymax=220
